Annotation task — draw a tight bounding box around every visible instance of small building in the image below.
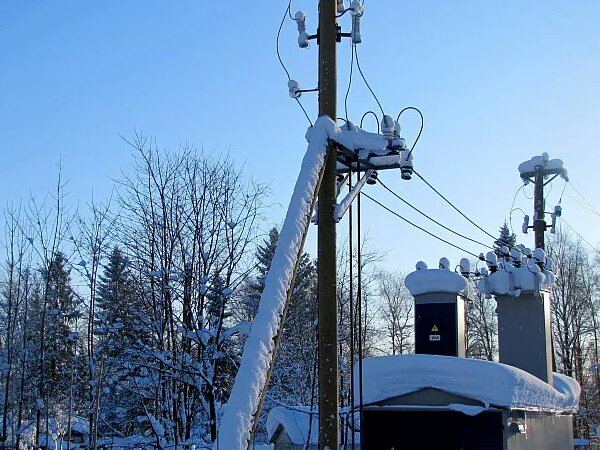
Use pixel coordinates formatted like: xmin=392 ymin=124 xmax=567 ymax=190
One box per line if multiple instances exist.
xmin=357 ymin=354 xmax=580 ymax=450
xmin=266 ymin=407 xmax=360 ymax=450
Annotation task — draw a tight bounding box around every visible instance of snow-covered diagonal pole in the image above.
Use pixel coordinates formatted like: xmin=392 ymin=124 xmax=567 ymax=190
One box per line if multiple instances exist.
xmin=216 ymin=117 xmax=339 ymax=450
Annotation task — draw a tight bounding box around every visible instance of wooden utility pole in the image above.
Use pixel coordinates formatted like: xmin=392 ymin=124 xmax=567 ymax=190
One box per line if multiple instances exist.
xmin=533 ymin=167 xmax=546 ymax=250
xmin=317 ymin=0 xmax=339 ymax=449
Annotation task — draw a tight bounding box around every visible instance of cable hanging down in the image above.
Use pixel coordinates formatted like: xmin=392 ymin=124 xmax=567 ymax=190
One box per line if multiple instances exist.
xmin=353 ymin=44 xmax=385 ymax=117
xmin=396 ymin=106 xmax=424 ymax=155
xmin=276 ymin=0 xmax=313 ymax=126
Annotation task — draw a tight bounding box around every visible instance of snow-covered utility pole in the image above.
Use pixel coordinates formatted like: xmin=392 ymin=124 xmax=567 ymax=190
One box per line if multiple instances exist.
xmin=518 ymin=152 xmax=568 ymax=250
xmin=317 ymin=1 xmax=339 ymax=449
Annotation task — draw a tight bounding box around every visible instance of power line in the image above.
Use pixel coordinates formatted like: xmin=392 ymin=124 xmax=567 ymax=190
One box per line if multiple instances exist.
xmin=362 ymin=191 xmax=484 ymax=261
xmin=413 ymin=169 xmax=498 ymax=242
xmin=359 ymin=110 xmax=379 ymax=132
xmin=353 ymin=44 xmax=384 ymax=117
xmin=396 ymin=106 xmax=424 ymax=156
xmin=276 ymin=1 xmax=313 ymax=126
xmin=568 ymin=182 xmax=600 ymax=214
xmin=343 ymin=42 xmax=355 ymax=122
xmin=559 ymin=219 xmax=600 ymax=255
xmin=377 ymin=179 xmax=494 ymax=251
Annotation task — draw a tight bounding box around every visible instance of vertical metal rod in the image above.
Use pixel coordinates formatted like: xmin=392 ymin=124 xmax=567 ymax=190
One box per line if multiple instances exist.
xmin=317 ymin=0 xmax=339 ymax=449
xmin=348 ymin=168 xmax=355 ymax=449
xmin=534 ymin=167 xmax=546 ymax=250
xmin=356 ymin=166 xmax=364 ymax=448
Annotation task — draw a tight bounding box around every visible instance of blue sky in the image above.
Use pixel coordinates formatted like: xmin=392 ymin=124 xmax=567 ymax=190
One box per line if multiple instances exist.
xmin=1 ymin=1 xmax=599 ymax=273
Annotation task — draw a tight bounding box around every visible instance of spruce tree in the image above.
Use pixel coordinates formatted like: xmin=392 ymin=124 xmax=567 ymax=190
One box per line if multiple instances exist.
xmin=95 ymin=247 xmax=138 ymax=357
xmin=42 ymin=252 xmax=77 ymax=393
xmin=494 ymin=222 xmax=517 ymax=258
xmin=236 ymin=228 xmax=280 ymax=322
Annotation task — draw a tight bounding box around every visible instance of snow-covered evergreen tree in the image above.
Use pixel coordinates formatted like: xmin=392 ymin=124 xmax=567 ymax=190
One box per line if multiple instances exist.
xmin=494 ymin=222 xmax=517 ymax=257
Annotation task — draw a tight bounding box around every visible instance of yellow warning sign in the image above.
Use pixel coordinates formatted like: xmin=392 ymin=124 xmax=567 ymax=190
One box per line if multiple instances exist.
xmin=431 ymin=325 xmax=439 ymax=332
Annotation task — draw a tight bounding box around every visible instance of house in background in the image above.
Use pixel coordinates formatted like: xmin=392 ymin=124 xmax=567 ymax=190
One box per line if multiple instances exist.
xmin=266 ymin=407 xmax=360 ymax=450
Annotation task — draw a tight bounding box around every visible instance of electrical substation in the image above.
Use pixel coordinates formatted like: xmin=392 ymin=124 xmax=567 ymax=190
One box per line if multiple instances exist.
xmin=219 ymin=2 xmax=581 ymax=449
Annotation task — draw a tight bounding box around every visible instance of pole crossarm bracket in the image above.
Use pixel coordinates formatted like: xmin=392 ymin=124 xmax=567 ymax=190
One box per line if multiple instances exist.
xmin=334 ymin=169 xmax=373 ymax=222
xmin=332 ymin=139 xmax=410 ymax=174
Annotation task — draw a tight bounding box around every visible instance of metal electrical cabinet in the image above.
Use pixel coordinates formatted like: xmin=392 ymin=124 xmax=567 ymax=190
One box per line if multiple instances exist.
xmin=414 ymin=293 xmax=465 ymax=357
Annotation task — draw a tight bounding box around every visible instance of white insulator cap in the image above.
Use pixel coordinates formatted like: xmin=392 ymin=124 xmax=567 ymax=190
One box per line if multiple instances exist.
xmin=381 ymin=115 xmax=394 ymax=136
xmin=439 ymin=257 xmax=450 ymax=270
xmin=545 ymin=256 xmax=555 ymax=272
xmin=350 ymin=0 xmax=363 ymax=15
xmin=486 ymin=252 xmax=498 ymax=268
xmin=510 ymin=248 xmax=521 ymax=261
xmin=480 ymin=267 xmax=489 ymax=276
xmin=460 ymin=258 xmax=471 ymax=275
xmin=533 ymin=248 xmax=546 ymax=263
xmin=416 ymin=261 xmax=428 ymax=271
xmin=542 ymin=152 xmax=549 ymax=164
xmin=288 ymin=80 xmax=301 ymax=98
xmin=294 ymin=11 xmax=305 ymax=21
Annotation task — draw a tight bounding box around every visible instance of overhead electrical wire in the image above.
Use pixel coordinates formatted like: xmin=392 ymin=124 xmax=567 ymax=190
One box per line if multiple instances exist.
xmin=362 ymin=192 xmax=487 ymax=261
xmin=344 ymin=42 xmax=355 ymax=122
xmin=359 ymin=111 xmax=379 ymax=132
xmin=377 ymin=179 xmax=495 ymax=251
xmin=353 ymin=45 xmax=385 ymax=117
xmin=413 ymin=169 xmax=498 ymax=242
xmin=566 ymin=193 xmax=600 ymax=218
xmin=396 ymin=107 xmax=424 ymax=155
xmin=508 ymin=183 xmax=527 ymax=234
xmin=568 ymin=182 xmax=600 ymax=214
xmin=559 ymin=219 xmax=600 ymax=255
xmin=276 ymin=0 xmax=313 ymax=126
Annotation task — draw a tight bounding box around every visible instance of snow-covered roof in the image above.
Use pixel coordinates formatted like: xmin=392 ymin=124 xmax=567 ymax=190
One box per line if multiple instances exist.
xmin=266 ymin=407 xmax=319 ymax=445
xmin=355 ymin=354 xmax=579 ymax=414
xmin=266 ymin=406 xmax=360 ymax=445
xmin=405 ymin=268 xmax=468 ymax=297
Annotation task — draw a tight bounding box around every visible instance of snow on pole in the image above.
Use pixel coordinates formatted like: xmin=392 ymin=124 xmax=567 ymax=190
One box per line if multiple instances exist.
xmin=216 ymin=116 xmax=339 ymax=450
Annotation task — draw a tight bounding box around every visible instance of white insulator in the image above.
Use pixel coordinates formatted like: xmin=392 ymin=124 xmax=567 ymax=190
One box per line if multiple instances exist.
xmin=522 ymin=214 xmax=530 ymax=234
xmin=439 ymin=257 xmax=450 ymax=270
xmin=345 ymin=120 xmax=358 ymax=132
xmin=532 ymin=248 xmax=546 ymax=264
xmin=399 ymin=150 xmax=413 ymax=180
xmin=295 ymin=11 xmax=309 ymax=48
xmin=486 ymin=252 xmax=498 ymax=270
xmin=393 ymin=120 xmax=401 ymax=138
xmin=288 ymin=79 xmax=301 ymax=98
xmin=351 ymin=11 xmax=362 ymax=44
xmin=381 ymin=115 xmax=395 ymax=139
xmin=337 ymin=0 xmax=345 ymax=14
xmin=510 ymin=248 xmax=521 ymax=262
xmin=459 ymin=258 xmax=471 ymax=276
xmin=350 ymin=0 xmax=363 ymax=15
xmin=416 ymin=261 xmax=428 ymax=271
xmin=501 ymin=245 xmax=510 ymax=260
xmin=561 ymin=168 xmax=569 ymax=182
xmin=542 ymin=152 xmax=549 ymax=164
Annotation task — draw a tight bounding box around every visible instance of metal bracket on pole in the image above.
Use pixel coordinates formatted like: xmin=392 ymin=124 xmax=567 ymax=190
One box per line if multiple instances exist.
xmin=312 ymin=173 xmax=350 ymax=224
xmin=334 ymin=169 xmax=373 ymax=222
